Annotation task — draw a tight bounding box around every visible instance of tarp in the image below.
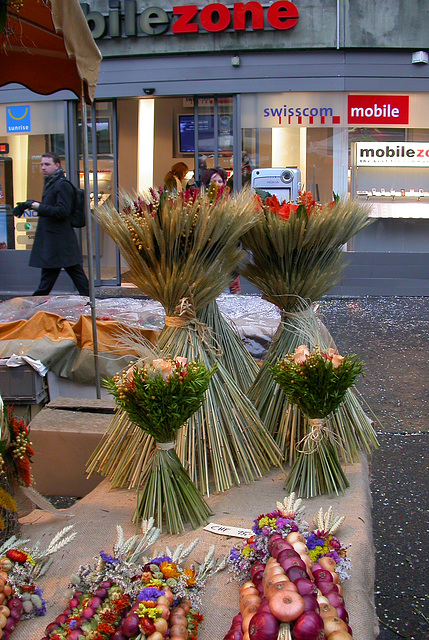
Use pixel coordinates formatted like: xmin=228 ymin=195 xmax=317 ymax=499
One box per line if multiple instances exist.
xmin=0 ymin=0 xmax=102 ymax=104
xmin=0 ymin=311 xmax=158 ymax=383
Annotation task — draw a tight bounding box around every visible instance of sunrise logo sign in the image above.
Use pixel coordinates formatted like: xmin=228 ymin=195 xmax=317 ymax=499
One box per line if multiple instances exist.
xmin=6 ymin=105 xmax=31 ymax=133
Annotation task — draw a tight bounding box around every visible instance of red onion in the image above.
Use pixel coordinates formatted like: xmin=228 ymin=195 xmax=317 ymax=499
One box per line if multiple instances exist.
xmin=111 ymin=631 xmax=127 ymax=640
xmin=313 ymin=570 xmax=333 ymax=583
xmin=276 ymin=548 xmax=300 ymax=562
xmin=69 ymin=597 xmax=79 ymax=609
xmin=271 ymin=540 xmax=295 ymax=559
xmin=257 ymin=599 xmax=272 ymax=613
xmin=317 ymin=581 xmax=339 ymax=596
xmin=55 ymin=613 xmax=69 ymax=625
xmin=279 ymin=556 xmax=307 ymax=573
xmin=286 ymin=567 xmax=308 ymax=583
xmin=101 ymin=580 xmax=112 ymax=588
xmin=232 ymin=613 xmax=243 ymax=627
xmin=45 ymin=621 xmax=60 ymax=635
xmin=9 ymin=608 xmax=21 ymax=622
xmin=294 ymin=578 xmax=318 ymax=597
xmin=1 ymin=632 xmax=10 ymax=640
xmin=301 ymin=594 xmax=320 ymax=613
xmin=310 ymin=563 xmax=324 ymax=575
xmin=267 ymin=534 xmax=284 ymax=553
xmin=251 ymin=562 xmax=266 ymax=579
xmin=252 ymin=570 xmax=265 ymax=586
xmin=291 ymin=611 xmax=324 ymax=640
xmin=82 ymin=606 xmax=95 ymax=619
xmin=121 ymin=613 xmax=141 ymax=638
xmin=68 ymin=631 xmax=84 ymax=640
xmin=88 ymin=596 xmax=103 ymax=609
xmin=326 ymin=591 xmax=345 ymax=610
xmin=4 ymin=617 xmax=16 ymax=633
xmin=95 ymin=586 xmax=109 ymax=599
xmin=7 ymin=598 xmax=23 ymax=612
xmin=225 ymin=630 xmax=244 ymax=640
xmin=248 ymin=611 xmax=279 ymax=640
xmin=335 ymin=605 xmax=350 ymax=624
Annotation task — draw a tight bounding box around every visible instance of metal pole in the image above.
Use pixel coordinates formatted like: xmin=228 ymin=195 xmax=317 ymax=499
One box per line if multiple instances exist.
xmin=81 ymin=82 xmax=101 ymax=398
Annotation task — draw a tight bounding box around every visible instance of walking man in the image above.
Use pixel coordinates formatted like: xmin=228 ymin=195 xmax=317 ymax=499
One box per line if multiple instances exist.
xmin=17 ymin=153 xmax=90 ymax=296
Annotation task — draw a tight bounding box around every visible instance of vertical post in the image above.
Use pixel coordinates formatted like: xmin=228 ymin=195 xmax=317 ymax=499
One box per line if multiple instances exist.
xmin=81 ymin=84 xmax=101 ymax=398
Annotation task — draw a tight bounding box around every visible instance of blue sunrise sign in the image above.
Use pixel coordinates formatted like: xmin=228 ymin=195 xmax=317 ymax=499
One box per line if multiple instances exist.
xmin=6 ymin=105 xmax=31 ymax=133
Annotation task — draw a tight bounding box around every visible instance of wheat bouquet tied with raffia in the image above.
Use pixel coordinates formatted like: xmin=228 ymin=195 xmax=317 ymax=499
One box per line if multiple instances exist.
xmin=241 ymin=191 xmax=379 ymax=467
xmin=105 ymin=356 xmax=215 ymax=533
xmin=88 ymin=187 xmax=282 ymax=497
xmin=271 ymin=344 xmax=364 ymax=497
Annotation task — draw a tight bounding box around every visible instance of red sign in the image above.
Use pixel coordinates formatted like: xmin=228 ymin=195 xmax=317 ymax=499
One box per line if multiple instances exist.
xmin=348 ymin=95 xmax=409 ymax=125
xmin=172 ymin=1 xmax=299 ymax=34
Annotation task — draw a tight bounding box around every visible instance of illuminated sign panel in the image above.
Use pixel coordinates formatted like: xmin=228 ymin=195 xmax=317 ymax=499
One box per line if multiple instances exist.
xmin=348 ymin=95 xmax=409 ymax=125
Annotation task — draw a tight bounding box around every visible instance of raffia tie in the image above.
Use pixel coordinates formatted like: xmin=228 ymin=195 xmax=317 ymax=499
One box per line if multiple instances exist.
xmin=297 ymin=418 xmax=329 ymax=454
xmin=297 ymin=417 xmax=345 ymax=455
xmin=156 ymin=441 xmax=175 ymax=451
xmin=165 ymin=297 xmax=223 ymax=358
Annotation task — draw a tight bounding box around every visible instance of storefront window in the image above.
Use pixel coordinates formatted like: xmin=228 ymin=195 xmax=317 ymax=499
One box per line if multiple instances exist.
xmin=77 ymin=100 xmax=116 ymax=283
xmin=0 ymin=101 xmax=66 ymax=250
xmin=241 ymin=93 xmax=336 ymax=202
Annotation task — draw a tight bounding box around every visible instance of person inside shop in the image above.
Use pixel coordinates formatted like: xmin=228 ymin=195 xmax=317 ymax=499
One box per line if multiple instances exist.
xmin=201 ymin=166 xmax=241 ymax=294
xmin=200 ymin=167 xmax=229 ymax=188
xmin=13 ymin=152 xmax=90 ymax=297
xmin=163 ymin=162 xmax=189 ymax=193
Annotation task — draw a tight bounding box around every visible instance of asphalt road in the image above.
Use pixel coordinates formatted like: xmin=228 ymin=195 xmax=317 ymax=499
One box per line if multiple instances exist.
xmin=319 ymin=297 xmax=429 ymax=640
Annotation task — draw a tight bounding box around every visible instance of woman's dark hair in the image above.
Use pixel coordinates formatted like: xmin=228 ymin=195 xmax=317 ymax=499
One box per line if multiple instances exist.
xmin=200 ymin=167 xmax=228 ymax=187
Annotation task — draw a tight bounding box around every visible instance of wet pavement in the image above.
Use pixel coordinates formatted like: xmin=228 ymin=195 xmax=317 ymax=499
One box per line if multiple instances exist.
xmin=319 ymin=297 xmax=429 ymax=640
xmin=44 ymin=295 xmax=429 ymax=639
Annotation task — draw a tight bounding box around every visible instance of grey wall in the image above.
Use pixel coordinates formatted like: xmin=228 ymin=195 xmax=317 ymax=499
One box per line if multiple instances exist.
xmin=83 ymin=0 xmax=429 ymax=57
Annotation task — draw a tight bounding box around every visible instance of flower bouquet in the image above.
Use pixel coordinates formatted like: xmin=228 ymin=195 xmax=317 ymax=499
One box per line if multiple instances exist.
xmin=226 ymin=494 xmax=354 ymax=640
xmin=105 ymin=356 xmax=215 ymax=533
xmin=0 ymin=525 xmax=76 ymax=638
xmin=241 ymin=191 xmax=378 ymax=466
xmin=88 ymin=187 xmax=282 ymax=498
xmin=271 ymin=344 xmax=364 ymax=497
xmin=42 ymin=521 xmax=227 ymax=640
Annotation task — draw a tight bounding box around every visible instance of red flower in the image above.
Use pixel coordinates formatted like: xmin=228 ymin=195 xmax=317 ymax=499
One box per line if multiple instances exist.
xmin=265 ymin=194 xmax=281 ymax=213
xmin=114 ymin=593 xmax=131 ymax=613
xmin=96 ymin=622 xmax=115 ymax=635
xmin=6 ymin=549 xmax=28 ymax=563
xmin=278 ymin=202 xmax=298 ymax=220
xmin=254 ymin=193 xmax=264 ymax=212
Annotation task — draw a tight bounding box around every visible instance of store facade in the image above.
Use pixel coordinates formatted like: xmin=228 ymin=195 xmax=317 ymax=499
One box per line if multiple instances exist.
xmin=2 ymin=0 xmax=429 ymax=295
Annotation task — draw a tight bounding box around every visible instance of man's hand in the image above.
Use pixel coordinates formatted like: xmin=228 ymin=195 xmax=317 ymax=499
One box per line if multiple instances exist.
xmin=12 ymin=200 xmax=35 ymax=217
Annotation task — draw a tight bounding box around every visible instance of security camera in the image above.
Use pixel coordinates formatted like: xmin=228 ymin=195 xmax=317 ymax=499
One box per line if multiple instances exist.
xmin=143 ymin=88 xmax=156 ymax=95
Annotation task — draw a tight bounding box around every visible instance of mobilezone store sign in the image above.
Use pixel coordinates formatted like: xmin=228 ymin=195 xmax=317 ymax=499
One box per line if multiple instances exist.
xmin=356 ymin=142 xmax=429 ymax=166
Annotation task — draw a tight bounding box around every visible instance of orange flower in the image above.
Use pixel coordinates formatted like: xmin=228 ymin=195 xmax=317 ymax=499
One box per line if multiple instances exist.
xmin=183 ymin=567 xmax=197 ymax=586
xmin=297 ymin=190 xmax=316 ymax=209
xmin=278 ymin=201 xmax=298 ymax=220
xmin=265 ymin=194 xmax=281 ymax=212
xmin=254 ymin=194 xmax=264 ymax=212
xmin=159 ymin=561 xmax=179 ymax=579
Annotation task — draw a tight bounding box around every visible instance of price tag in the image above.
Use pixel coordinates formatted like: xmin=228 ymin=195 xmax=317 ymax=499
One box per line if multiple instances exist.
xmin=204 ymin=523 xmax=253 ymax=538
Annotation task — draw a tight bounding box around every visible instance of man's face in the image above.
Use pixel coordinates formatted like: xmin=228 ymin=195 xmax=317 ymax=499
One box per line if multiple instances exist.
xmin=41 ymin=157 xmax=60 ymax=177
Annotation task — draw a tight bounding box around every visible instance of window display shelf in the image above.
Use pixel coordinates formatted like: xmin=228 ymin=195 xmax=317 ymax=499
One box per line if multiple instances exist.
xmin=357 ymin=189 xmax=429 ymax=200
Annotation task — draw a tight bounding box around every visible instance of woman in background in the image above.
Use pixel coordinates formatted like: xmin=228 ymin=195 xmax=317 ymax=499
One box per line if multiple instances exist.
xmin=200 ymin=167 xmax=228 ymax=189
xmin=201 ymin=167 xmax=241 ymax=294
xmin=164 ymin=162 xmax=189 ymax=193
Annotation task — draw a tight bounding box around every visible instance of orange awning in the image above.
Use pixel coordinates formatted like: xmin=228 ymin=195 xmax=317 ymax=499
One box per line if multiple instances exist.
xmin=0 ymin=0 xmax=102 ymax=104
